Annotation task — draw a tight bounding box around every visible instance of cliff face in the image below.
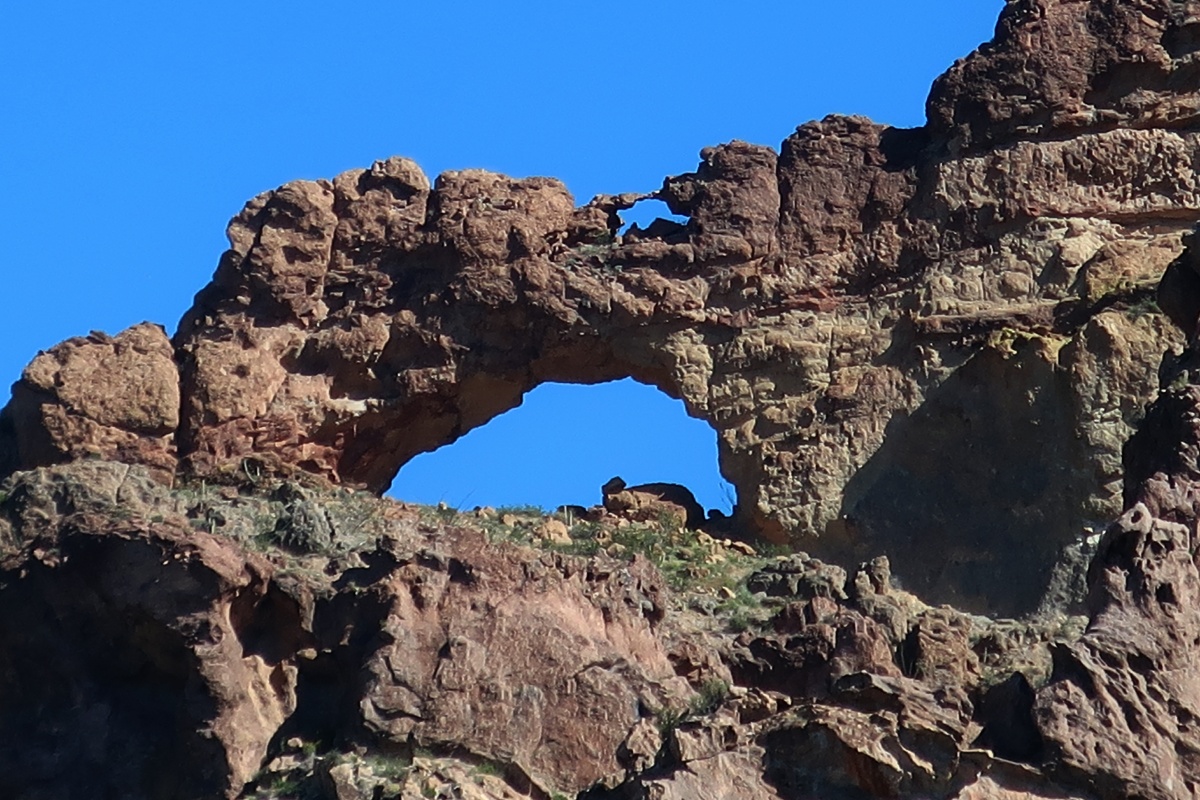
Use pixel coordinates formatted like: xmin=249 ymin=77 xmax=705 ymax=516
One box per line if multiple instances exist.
xmin=7 ymin=3 xmax=1200 ymax=618
xmin=4 ymin=1 xmax=1200 ymax=798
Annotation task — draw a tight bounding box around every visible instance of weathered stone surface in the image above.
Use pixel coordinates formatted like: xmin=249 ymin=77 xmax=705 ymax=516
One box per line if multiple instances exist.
xmin=1033 ymin=505 xmax=1200 ymax=799
xmin=0 ymin=464 xmax=296 ymax=800
xmin=0 ymin=2 xmax=1195 ymax=617
xmin=8 ymin=5 xmax=1200 ymax=796
xmin=1015 ymin=223 xmax=1200 ymax=799
xmin=928 ymin=0 xmax=1200 ymax=151
xmin=601 ymin=477 xmax=706 ymax=529
xmin=357 ymin=540 xmax=686 ymax=793
xmin=0 ymin=461 xmax=706 ymax=799
xmin=0 ymin=456 xmax=1123 ymax=800
xmin=0 ymin=323 xmax=179 ymax=482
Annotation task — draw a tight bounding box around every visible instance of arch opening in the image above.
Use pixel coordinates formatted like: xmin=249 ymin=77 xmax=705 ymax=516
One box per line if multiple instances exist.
xmin=385 ymin=378 xmax=737 ymax=516
xmin=617 ymin=198 xmax=689 ymax=238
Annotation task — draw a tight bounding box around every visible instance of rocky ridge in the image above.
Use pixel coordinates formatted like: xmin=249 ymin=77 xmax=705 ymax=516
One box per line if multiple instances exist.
xmin=10 ymin=1 xmax=1200 ymax=615
xmin=0 ymin=460 xmax=1088 ymax=799
xmin=6 ymin=0 xmax=1200 ymax=797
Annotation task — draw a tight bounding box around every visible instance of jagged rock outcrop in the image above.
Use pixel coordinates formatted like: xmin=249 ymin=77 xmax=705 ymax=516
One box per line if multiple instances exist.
xmin=0 ymin=458 xmax=1095 ymax=800
xmin=1018 ymin=237 xmax=1200 ymax=798
xmin=0 ymin=463 xmax=692 ymax=799
xmin=10 ymin=3 xmax=1200 ymax=798
xmin=0 ymin=323 xmax=179 ymax=483
xmin=0 ymin=463 xmax=294 ymax=800
xmin=4 ymin=1 xmax=1200 ymax=615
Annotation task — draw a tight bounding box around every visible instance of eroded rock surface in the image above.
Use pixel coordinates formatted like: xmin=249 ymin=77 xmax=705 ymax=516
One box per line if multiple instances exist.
xmin=0 ymin=463 xmax=689 ymax=799
xmin=0 ymin=323 xmax=179 ymax=482
xmin=0 ymin=459 xmax=1092 ymax=800
xmin=4 ymin=1 xmax=1200 ymax=615
xmin=8 ymin=3 xmax=1200 ymax=798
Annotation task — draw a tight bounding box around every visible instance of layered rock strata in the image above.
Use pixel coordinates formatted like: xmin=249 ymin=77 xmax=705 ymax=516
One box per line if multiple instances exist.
xmin=5 ymin=1 xmax=1200 ymax=614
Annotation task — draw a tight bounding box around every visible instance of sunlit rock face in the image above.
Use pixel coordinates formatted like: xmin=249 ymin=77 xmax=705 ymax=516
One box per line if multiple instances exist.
xmin=12 ymin=6 xmax=1200 ymax=799
xmin=5 ymin=0 xmax=1200 ymax=615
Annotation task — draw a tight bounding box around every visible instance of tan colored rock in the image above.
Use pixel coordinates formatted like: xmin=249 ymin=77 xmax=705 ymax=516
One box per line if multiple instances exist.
xmin=533 ymin=517 xmax=570 ymax=544
xmin=1018 ymin=226 xmax=1200 ymax=799
xmin=601 ymin=477 xmax=705 ymax=529
xmin=1 ymin=323 xmax=179 ymax=483
xmin=4 ymin=1 xmax=1197 ymax=622
xmin=645 ymin=748 xmax=783 ymax=800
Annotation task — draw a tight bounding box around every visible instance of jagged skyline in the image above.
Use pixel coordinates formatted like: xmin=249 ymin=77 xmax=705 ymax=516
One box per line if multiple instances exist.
xmin=1 ymin=2 xmax=1003 ymax=511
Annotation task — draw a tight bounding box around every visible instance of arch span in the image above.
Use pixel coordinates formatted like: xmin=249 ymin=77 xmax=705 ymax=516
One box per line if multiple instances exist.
xmin=386 ymin=378 xmax=737 ymax=514
xmin=9 ymin=43 xmax=1188 ymax=616
xmin=173 ymin=149 xmax=790 ymax=541
xmin=156 ymin=125 xmax=1187 ymax=618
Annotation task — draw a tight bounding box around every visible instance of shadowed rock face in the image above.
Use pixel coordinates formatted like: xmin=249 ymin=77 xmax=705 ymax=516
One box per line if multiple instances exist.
xmin=4 ymin=0 xmax=1200 ymax=617
xmin=1023 ymin=231 xmax=1200 ymax=799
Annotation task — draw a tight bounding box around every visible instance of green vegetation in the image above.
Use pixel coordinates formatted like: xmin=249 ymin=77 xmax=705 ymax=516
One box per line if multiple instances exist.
xmin=716 ymin=585 xmax=765 ymax=632
xmin=494 ymin=504 xmax=546 ymax=516
xmin=690 ymin=678 xmax=731 ymax=716
xmin=361 ymin=752 xmax=411 ymax=782
xmin=1125 ymin=293 xmax=1161 ymax=320
xmin=417 ymin=503 xmax=461 ymax=526
xmin=167 ymin=466 xmax=777 ymax=645
xmin=469 ymin=502 xmax=778 ymax=636
xmin=656 ymin=678 xmax=732 ymax=742
xmin=656 ymin=705 xmax=686 ymax=737
xmin=247 ymin=770 xmax=318 ymax=800
xmin=241 ymin=458 xmax=265 ymax=486
xmin=562 ymin=239 xmax=621 ymax=272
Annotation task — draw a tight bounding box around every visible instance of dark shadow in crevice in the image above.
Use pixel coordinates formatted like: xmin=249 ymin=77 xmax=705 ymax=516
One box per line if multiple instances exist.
xmin=833 ymin=339 xmax=1080 ymax=617
xmin=973 ymin=673 xmax=1045 ymax=762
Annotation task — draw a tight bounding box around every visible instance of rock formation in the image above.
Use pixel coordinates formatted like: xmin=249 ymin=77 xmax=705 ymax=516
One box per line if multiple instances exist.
xmin=4 ymin=3 xmax=1200 ymax=616
xmin=6 ymin=1 xmax=1200 ymax=798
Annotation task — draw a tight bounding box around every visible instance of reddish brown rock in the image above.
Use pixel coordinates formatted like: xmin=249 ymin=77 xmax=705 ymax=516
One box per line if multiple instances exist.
xmin=928 ymin=0 xmax=1200 ymax=151
xmin=902 ymin=608 xmax=983 ymax=689
xmin=357 ymin=540 xmax=688 ymax=794
xmin=1033 ymin=502 xmax=1200 ymax=799
xmin=0 ymin=456 xmax=1120 ymax=800
xmin=601 ymin=477 xmax=706 ymax=528
xmin=0 ymin=323 xmax=178 ymax=483
xmin=14 ymin=5 xmax=1200 ymax=794
xmin=2 ymin=0 xmax=1196 ymax=620
xmin=0 ymin=465 xmax=296 ymax=800
xmin=0 ymin=461 xmax=702 ymax=799
xmin=156 ymin=2 xmax=1195 ymax=614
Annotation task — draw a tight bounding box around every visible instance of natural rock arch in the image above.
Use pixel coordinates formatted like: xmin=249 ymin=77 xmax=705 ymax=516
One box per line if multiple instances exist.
xmin=385 ymin=378 xmax=735 ymax=513
xmin=7 ymin=0 xmax=1200 ymax=614
xmin=171 ymin=151 xmax=784 ymax=534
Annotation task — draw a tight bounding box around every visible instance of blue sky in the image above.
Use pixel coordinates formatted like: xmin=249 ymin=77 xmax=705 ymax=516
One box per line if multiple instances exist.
xmin=1 ymin=1 xmax=1004 ymax=512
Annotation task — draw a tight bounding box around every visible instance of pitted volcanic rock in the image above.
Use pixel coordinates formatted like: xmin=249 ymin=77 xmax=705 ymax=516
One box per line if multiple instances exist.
xmin=6 ymin=0 xmax=1200 ymax=617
